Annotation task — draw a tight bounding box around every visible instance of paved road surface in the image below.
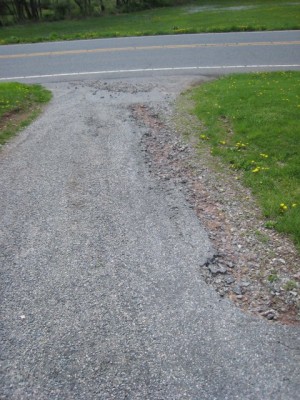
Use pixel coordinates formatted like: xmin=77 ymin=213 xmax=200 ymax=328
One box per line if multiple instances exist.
xmin=0 ymin=31 xmax=300 ymax=82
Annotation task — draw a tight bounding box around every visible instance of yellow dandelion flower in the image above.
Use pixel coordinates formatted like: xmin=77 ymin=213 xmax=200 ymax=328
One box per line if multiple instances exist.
xmin=252 ymin=167 xmax=260 ymax=173
xmin=280 ymin=203 xmax=288 ymax=211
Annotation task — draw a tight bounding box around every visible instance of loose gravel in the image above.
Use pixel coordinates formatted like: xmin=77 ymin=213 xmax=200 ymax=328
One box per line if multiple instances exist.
xmin=1 ymin=77 xmax=299 ymax=399
xmin=134 ymin=87 xmax=300 ymax=325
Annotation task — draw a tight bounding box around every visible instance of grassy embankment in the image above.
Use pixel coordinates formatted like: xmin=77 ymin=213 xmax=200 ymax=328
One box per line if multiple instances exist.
xmin=0 ymin=83 xmax=52 ymax=145
xmin=190 ymin=71 xmax=300 ymax=249
xmin=0 ymin=0 xmax=299 ymax=44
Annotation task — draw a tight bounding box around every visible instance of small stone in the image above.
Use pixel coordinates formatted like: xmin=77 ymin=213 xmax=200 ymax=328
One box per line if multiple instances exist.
xmin=236 ymin=295 xmax=244 ymax=300
xmin=20 ymin=315 xmax=26 ymax=319
xmin=208 ymin=264 xmax=227 ymax=275
xmin=262 ymin=309 xmax=278 ymax=320
xmin=240 ymin=281 xmax=251 ymax=287
xmin=232 ymin=285 xmax=243 ymax=295
xmin=258 ymin=306 xmax=267 ymax=313
xmin=225 ymin=276 xmax=235 ymax=285
xmin=227 ymin=262 xmax=234 ymax=268
xmin=249 ymin=263 xmax=260 ymax=269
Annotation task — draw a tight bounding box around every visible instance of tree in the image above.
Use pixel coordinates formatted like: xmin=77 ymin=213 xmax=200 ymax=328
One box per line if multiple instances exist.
xmin=73 ymin=0 xmax=91 ymax=16
xmin=1 ymin=0 xmax=42 ymax=21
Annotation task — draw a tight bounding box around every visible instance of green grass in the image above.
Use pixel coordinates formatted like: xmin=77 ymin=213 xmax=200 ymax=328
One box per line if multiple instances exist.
xmin=0 ymin=0 xmax=300 ymax=44
xmin=0 ymin=83 xmax=52 ymax=145
xmin=191 ymin=71 xmax=300 ymax=249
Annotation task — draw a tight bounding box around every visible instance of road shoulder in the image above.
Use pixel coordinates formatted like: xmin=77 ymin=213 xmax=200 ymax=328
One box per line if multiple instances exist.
xmin=133 ymin=83 xmax=300 ymax=325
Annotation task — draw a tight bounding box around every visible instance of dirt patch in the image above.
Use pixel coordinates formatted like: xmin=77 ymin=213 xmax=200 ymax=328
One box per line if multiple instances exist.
xmin=0 ymin=107 xmax=42 ymax=146
xmin=133 ymin=101 xmax=300 ymax=325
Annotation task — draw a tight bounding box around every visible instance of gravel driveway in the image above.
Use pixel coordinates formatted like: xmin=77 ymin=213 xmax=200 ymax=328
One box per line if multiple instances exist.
xmin=1 ymin=77 xmax=299 ymax=399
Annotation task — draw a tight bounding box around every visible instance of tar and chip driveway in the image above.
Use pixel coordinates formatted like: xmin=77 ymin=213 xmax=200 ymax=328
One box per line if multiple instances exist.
xmin=1 ymin=77 xmax=299 ymax=399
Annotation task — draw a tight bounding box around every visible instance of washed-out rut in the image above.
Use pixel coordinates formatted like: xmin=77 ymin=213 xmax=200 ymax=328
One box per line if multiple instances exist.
xmin=1 ymin=77 xmax=299 ymax=399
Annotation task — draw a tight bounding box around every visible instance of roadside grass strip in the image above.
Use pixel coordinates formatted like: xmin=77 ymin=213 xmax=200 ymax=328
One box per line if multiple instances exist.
xmin=191 ymin=71 xmax=300 ymax=249
xmin=0 ymin=0 xmax=299 ymax=44
xmin=0 ymin=83 xmax=52 ymax=145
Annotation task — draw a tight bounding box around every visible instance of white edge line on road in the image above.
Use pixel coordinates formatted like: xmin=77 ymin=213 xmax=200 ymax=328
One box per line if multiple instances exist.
xmin=1 ymin=64 xmax=300 ymax=81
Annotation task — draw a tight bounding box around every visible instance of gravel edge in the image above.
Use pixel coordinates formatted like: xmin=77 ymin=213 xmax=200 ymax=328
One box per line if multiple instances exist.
xmin=133 ymin=91 xmax=300 ymax=325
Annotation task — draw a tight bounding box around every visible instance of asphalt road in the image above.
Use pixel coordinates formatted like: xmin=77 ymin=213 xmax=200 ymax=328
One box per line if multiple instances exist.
xmin=0 ymin=30 xmax=300 ymax=82
xmin=1 ymin=32 xmax=300 ymax=399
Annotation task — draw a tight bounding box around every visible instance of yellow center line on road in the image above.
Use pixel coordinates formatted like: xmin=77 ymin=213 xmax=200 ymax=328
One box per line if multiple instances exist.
xmin=1 ymin=40 xmax=300 ymax=59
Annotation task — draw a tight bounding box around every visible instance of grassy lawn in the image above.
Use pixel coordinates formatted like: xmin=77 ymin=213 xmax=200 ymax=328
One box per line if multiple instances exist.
xmin=0 ymin=83 xmax=52 ymax=145
xmin=190 ymin=71 xmax=300 ymax=249
xmin=0 ymin=0 xmax=299 ymax=44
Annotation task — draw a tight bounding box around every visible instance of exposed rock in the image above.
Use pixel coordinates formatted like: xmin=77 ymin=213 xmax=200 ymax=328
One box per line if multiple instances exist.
xmin=225 ymin=276 xmax=235 ymax=285
xmin=208 ymin=264 xmax=227 ymax=275
xmin=134 ymin=100 xmax=300 ymax=325
xmin=232 ymin=286 xmax=243 ymax=296
xmin=262 ymin=309 xmax=279 ymax=320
